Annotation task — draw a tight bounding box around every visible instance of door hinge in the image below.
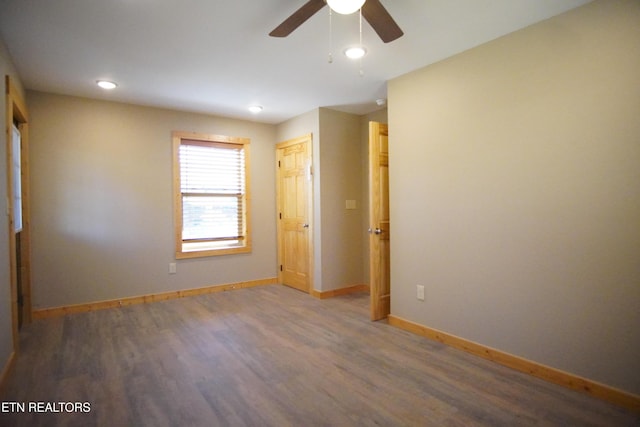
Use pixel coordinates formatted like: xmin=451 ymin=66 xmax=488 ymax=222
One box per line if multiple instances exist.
xmin=279 ymin=212 xmax=282 ymax=219
xmin=278 ymin=160 xmax=281 ymax=168
xmin=280 ymin=265 xmax=283 ymax=272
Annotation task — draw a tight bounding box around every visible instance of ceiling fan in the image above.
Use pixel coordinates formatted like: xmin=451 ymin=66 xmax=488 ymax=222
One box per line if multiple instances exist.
xmin=270 ymin=0 xmax=404 ymax=43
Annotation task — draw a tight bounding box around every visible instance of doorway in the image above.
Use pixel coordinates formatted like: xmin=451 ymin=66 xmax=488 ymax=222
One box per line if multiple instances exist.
xmin=276 ymin=134 xmax=313 ymax=293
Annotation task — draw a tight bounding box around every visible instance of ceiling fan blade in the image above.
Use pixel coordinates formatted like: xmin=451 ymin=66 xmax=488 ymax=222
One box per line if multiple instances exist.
xmin=269 ymin=0 xmax=327 ymax=37
xmin=361 ymin=0 xmax=404 ymax=43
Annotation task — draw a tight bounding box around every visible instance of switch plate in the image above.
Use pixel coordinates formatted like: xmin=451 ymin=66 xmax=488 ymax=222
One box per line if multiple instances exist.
xmin=417 ymin=285 xmax=425 ymax=301
xmin=169 ymin=263 xmax=177 ymax=274
xmin=345 ymin=200 xmax=357 ymax=210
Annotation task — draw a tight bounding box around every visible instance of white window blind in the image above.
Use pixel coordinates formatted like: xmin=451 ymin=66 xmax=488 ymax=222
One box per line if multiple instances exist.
xmin=12 ymin=124 xmax=22 ymax=233
xmin=179 ymin=141 xmax=245 ymax=243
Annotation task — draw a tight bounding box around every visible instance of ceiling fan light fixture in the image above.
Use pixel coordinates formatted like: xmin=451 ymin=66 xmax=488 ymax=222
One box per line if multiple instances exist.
xmin=327 ymin=0 xmax=366 ymax=15
xmin=344 ymin=46 xmax=367 ymax=59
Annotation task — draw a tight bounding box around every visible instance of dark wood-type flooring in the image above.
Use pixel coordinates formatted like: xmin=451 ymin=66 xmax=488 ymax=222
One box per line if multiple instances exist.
xmin=1 ymin=285 xmax=638 ymax=426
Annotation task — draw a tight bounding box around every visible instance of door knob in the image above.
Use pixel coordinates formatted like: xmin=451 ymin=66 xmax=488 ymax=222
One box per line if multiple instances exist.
xmin=302 ymin=223 xmax=309 ymax=228
xmin=374 ymin=228 xmax=383 ymax=235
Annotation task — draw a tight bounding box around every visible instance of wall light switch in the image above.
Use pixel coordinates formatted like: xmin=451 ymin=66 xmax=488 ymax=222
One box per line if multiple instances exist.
xmin=346 ymin=200 xmax=357 ymax=210
xmin=169 ymin=263 xmax=177 ymax=274
xmin=417 ymin=285 xmax=425 ymax=301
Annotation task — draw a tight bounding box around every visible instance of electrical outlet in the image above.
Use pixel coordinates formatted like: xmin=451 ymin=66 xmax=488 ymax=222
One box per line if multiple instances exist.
xmin=417 ymin=285 xmax=425 ymax=301
xmin=169 ymin=263 xmax=177 ymax=274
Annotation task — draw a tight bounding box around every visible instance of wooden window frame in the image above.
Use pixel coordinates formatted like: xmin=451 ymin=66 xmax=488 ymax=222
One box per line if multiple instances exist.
xmin=5 ymin=76 xmax=32 ymax=344
xmin=172 ymin=131 xmax=251 ymax=258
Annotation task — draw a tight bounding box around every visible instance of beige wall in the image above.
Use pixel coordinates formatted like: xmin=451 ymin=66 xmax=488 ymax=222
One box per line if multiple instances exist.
xmin=318 ymin=108 xmax=364 ymax=290
xmin=388 ymin=0 xmax=640 ymax=395
xmin=28 ymin=92 xmax=278 ymax=308
xmin=29 ymin=96 xmax=370 ymax=306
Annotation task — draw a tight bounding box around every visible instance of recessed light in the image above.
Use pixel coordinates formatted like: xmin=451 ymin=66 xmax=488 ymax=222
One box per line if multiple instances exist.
xmin=248 ymin=105 xmax=263 ymax=114
xmin=96 ymin=80 xmax=117 ymax=90
xmin=344 ymin=46 xmax=367 ymax=60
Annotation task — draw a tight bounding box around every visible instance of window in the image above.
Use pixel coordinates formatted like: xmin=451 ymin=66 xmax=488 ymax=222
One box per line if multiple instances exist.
xmin=173 ymin=131 xmax=251 ymax=258
xmin=12 ymin=124 xmax=22 ymax=232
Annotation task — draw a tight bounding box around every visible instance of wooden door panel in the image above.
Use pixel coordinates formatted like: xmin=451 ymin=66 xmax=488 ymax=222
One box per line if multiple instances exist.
xmin=283 ymin=228 xmax=307 ymax=290
xmin=295 ymin=175 xmax=306 ymax=217
xmin=370 ymin=122 xmax=391 ymax=320
xmin=380 ymin=160 xmax=389 ymax=219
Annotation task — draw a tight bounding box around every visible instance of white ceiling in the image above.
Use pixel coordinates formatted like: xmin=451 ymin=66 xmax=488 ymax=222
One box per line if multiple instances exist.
xmin=0 ymin=0 xmax=592 ymax=124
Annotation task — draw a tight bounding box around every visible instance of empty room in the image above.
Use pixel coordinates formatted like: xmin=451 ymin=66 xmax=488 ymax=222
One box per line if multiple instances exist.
xmin=0 ymin=0 xmax=639 ymax=425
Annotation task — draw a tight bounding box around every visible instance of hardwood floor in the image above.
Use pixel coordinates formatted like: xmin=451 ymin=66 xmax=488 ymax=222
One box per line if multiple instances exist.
xmin=1 ymin=284 xmax=637 ymax=426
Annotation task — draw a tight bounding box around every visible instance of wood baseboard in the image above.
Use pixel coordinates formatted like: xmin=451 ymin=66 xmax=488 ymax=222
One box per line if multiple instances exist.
xmin=388 ymin=315 xmax=640 ymax=413
xmin=311 ymin=284 xmax=370 ymax=299
xmin=32 ymin=277 xmax=279 ymax=320
xmin=0 ymin=351 xmax=16 ymax=397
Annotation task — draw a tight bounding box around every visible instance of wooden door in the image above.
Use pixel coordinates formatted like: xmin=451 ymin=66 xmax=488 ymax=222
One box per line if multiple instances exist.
xmin=277 ymin=135 xmax=313 ymax=293
xmin=369 ymin=122 xmax=390 ymax=320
